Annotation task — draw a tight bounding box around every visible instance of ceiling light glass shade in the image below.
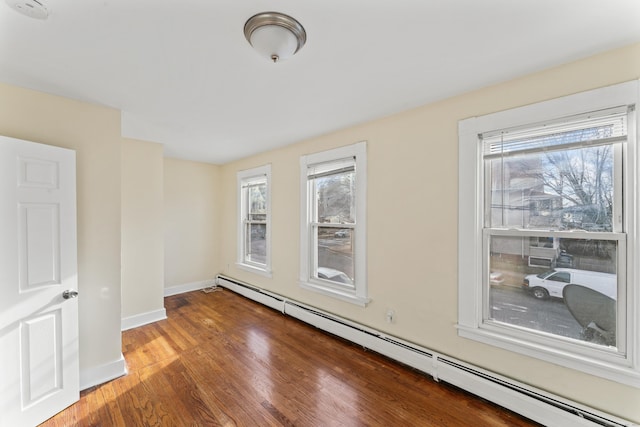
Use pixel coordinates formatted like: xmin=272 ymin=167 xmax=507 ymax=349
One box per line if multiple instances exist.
xmin=244 ymin=12 xmax=306 ymax=63
xmin=249 ymin=25 xmax=298 ymax=62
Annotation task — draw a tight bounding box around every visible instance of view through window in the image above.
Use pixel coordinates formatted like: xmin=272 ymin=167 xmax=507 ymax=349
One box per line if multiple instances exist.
xmin=309 ymin=160 xmax=356 ymax=287
xmin=237 ymin=164 xmax=271 ymax=274
xmin=244 ymin=178 xmax=267 ymax=265
xmin=483 ymin=108 xmax=626 ymax=349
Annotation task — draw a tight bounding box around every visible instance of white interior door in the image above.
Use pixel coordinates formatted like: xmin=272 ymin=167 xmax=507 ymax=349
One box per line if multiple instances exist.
xmin=0 ymin=135 xmax=79 ymax=426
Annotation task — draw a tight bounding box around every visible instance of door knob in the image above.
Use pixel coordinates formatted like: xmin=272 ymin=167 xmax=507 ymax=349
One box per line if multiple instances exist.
xmin=62 ymin=290 xmax=79 ymax=299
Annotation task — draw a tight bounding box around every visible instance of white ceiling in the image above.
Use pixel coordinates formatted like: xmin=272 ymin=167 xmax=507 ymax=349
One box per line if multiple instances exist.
xmin=1 ymin=1 xmax=640 ymax=164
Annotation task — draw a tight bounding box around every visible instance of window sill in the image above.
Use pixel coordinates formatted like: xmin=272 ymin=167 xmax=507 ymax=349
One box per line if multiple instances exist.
xmin=299 ymin=281 xmax=370 ymax=307
xmin=236 ymin=262 xmax=272 ymax=278
xmin=457 ymin=324 xmax=640 ymax=389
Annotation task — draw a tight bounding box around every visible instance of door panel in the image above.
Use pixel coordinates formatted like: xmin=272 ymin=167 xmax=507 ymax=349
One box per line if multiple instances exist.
xmin=19 ymin=203 xmax=61 ymax=288
xmin=0 ymin=135 xmax=79 ymax=426
xmin=18 ymin=156 xmax=60 ymax=189
xmin=21 ymin=310 xmax=63 ymax=406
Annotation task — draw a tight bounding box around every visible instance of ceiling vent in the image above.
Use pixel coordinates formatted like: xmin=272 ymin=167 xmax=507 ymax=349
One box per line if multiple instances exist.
xmin=6 ymin=0 xmax=49 ymax=20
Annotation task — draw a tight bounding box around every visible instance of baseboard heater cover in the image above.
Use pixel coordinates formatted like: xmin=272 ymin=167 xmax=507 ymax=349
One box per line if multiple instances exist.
xmin=216 ymin=275 xmax=636 ymax=427
xmin=216 ymin=276 xmax=285 ymax=312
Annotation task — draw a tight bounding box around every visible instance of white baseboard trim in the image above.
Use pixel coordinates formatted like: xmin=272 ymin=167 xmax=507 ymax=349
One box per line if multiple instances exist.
xmin=121 ymin=308 xmax=167 ymax=331
xmin=164 ymin=279 xmax=215 ymax=297
xmin=80 ymin=353 xmax=128 ymax=391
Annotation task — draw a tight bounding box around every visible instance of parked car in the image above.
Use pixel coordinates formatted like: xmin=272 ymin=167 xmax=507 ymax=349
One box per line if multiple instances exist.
xmin=317 ymin=267 xmax=353 ymax=285
xmin=489 ymin=271 xmax=504 ymax=285
xmin=523 ymin=268 xmax=616 ymax=300
xmin=334 ymin=229 xmax=349 ymax=238
xmin=554 ymin=251 xmax=573 ymax=268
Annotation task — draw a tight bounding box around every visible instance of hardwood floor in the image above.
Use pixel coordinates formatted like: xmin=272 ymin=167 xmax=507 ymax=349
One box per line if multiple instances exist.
xmin=41 ymin=289 xmax=541 ymax=426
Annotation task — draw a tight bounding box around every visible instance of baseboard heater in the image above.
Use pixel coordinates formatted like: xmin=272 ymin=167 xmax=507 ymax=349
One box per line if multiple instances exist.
xmin=216 ymin=274 xmax=636 ymax=427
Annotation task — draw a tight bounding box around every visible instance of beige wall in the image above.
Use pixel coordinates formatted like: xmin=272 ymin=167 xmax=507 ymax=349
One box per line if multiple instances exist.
xmin=219 ymin=43 xmax=640 ymax=422
xmin=0 ymin=83 xmax=123 ymax=376
xmin=121 ymin=138 xmax=165 ymax=318
xmin=164 ymin=157 xmax=221 ymax=287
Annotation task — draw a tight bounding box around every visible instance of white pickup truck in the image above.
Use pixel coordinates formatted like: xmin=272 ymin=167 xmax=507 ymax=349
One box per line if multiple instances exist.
xmin=523 ymin=268 xmax=616 ymax=300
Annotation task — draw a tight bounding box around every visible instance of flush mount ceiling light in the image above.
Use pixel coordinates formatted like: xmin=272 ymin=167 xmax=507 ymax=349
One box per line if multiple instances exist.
xmin=6 ymin=0 xmax=49 ymax=19
xmin=244 ymin=12 xmax=306 ymax=63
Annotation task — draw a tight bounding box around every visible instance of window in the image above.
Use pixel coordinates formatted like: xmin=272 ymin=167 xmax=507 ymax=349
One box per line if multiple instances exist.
xmin=300 ymin=142 xmax=368 ymax=306
xmin=237 ymin=165 xmax=271 ymax=276
xmin=458 ymin=81 xmax=640 ymax=387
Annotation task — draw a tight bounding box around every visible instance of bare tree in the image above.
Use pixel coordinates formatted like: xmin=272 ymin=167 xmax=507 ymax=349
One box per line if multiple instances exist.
xmin=317 ymin=172 xmax=355 ymax=223
xmin=541 ymin=146 xmax=613 ymax=228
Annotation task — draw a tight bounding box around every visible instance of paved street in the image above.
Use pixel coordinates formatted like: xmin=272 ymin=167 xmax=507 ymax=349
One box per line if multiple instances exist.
xmin=318 ymin=236 xmax=354 ymax=278
xmin=490 ymin=285 xmax=584 ymax=340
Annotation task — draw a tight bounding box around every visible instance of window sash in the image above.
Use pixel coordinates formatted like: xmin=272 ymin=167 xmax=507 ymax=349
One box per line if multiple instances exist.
xmin=237 ymin=165 xmax=271 ymax=276
xmin=244 ymin=221 xmax=266 ymax=266
xmin=245 ymin=181 xmax=266 ymax=218
xmin=482 ymin=117 xmax=627 ymax=354
xmin=480 ymin=107 xmax=628 ymax=356
xmin=483 ymin=141 xmax=624 ymax=233
xmin=482 ymin=228 xmax=627 ymax=352
xmin=308 ymin=163 xmax=356 ymax=223
xmin=308 ymin=161 xmax=356 ymax=287
xmin=310 ymin=222 xmax=355 ymax=288
xmin=242 ymin=181 xmax=264 ymax=265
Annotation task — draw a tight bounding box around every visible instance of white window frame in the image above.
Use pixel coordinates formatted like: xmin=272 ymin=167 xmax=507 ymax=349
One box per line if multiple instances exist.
xmin=300 ymin=142 xmax=369 ymax=306
xmin=237 ymin=164 xmax=272 ymax=277
xmin=458 ymin=80 xmax=640 ymax=388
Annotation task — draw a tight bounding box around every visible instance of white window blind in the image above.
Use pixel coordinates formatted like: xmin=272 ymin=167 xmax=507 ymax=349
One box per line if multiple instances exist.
xmin=242 ymin=175 xmax=266 ymax=189
xmin=307 ymin=157 xmax=355 ymax=180
xmin=482 ymin=106 xmax=628 ymax=159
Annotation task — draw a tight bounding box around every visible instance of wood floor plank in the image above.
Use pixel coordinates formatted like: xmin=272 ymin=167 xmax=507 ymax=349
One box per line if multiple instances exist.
xmin=40 ymin=289 xmax=542 ymax=426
